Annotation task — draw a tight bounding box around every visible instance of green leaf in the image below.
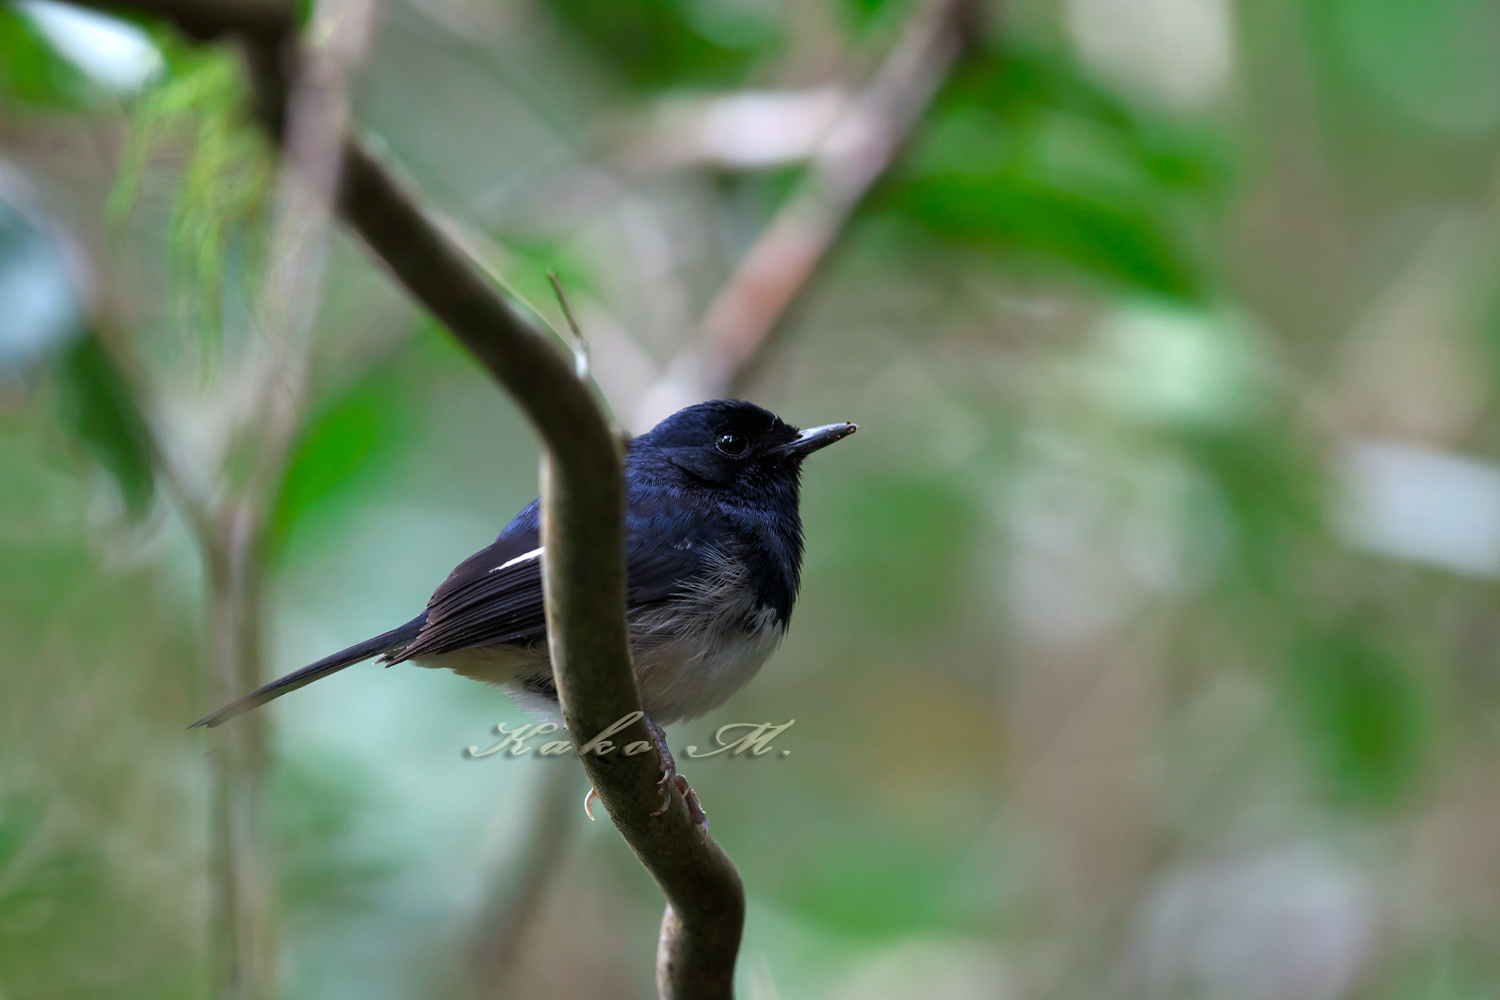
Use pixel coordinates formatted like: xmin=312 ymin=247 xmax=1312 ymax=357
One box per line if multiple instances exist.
xmin=538 ymin=0 xmax=771 ymax=89
xmin=885 ymin=45 xmax=1224 ymax=297
xmin=0 ymin=6 xmax=91 ymax=109
xmin=1173 ymin=420 xmax=1326 ymax=593
xmin=53 ymin=330 xmax=156 ymax=519
xmin=934 ymin=44 xmax=1230 ymax=191
xmin=895 ymin=168 xmax=1200 ymax=296
xmin=838 ymin=0 xmax=911 ymax=33
xmin=1290 ymin=620 xmax=1428 ymax=808
xmin=265 ymin=359 xmax=417 ymax=561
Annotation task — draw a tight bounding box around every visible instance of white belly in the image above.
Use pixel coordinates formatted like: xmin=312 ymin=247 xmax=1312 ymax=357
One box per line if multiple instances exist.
xmin=630 ymin=603 xmax=784 ymax=724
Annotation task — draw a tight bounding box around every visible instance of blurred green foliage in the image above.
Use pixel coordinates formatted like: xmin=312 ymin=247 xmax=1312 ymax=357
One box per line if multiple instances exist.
xmin=0 ymin=6 xmax=89 ymax=108
xmin=1327 ymin=0 xmax=1500 ymax=134
xmin=838 ymin=0 xmax=908 ymax=31
xmin=887 ymin=44 xmax=1227 ymax=297
xmin=0 ymin=790 xmax=194 ymax=1000
xmin=821 ymin=476 xmax=978 ymax=630
xmin=272 ymin=761 xmax=390 ymax=917
xmin=1291 ymin=618 xmax=1428 ymax=807
xmin=53 ymin=330 xmax=156 ymax=518
xmin=773 ymin=821 xmax=984 ymax=939
xmin=268 ymin=358 xmax=418 ymax=561
xmin=0 ymin=399 xmax=200 ymax=998
xmin=109 ymin=46 xmax=272 ymax=352
xmin=10 ymin=0 xmax=1500 ymax=997
xmin=1175 ymin=419 xmax=1326 ymax=594
xmin=539 ymin=0 xmax=772 ymax=89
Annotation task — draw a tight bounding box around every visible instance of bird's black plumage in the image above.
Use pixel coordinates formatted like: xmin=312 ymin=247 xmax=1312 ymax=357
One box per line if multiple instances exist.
xmin=191 ymin=399 xmax=855 ymax=729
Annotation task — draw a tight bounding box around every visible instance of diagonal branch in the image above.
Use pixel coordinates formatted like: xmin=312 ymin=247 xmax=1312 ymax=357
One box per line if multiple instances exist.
xmin=637 ymin=0 xmax=978 ymax=426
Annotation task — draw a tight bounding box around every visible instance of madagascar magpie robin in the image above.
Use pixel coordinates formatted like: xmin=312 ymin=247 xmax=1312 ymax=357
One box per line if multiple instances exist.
xmin=191 ymin=400 xmax=856 ymax=742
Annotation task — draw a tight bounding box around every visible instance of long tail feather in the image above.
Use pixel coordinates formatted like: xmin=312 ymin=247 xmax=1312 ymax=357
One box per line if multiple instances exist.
xmin=189 ymin=614 xmax=426 ymax=729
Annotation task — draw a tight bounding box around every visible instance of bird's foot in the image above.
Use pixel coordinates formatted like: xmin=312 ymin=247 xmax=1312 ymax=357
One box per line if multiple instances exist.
xmin=645 ymin=717 xmax=708 ymax=829
xmin=583 ymin=786 xmax=599 ymax=821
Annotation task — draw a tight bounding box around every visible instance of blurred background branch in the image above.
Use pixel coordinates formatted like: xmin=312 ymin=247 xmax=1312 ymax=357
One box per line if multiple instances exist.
xmin=636 ymin=0 xmax=979 ymax=426
xmin=69 ymin=1 xmax=375 ymax=996
xmin=206 ymin=4 xmax=373 ymax=998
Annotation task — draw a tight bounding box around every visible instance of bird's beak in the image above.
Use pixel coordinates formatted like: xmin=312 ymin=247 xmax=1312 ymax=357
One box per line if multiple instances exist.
xmin=779 ymin=421 xmax=858 ymax=457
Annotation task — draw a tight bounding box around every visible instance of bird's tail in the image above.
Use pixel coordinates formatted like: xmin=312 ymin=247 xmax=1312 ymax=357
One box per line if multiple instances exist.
xmin=188 ymin=614 xmax=427 ymax=729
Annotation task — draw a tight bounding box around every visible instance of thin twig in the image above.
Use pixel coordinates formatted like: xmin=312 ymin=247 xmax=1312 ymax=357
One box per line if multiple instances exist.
xmin=635 ymin=0 xmax=978 ymax=427
xmin=77 ymin=326 xmax=265 ymax=996
xmin=548 ymin=270 xmax=591 ymax=380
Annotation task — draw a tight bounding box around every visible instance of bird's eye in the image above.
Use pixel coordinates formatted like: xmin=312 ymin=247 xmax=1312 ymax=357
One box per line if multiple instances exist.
xmin=715 ymin=433 xmax=750 ymax=458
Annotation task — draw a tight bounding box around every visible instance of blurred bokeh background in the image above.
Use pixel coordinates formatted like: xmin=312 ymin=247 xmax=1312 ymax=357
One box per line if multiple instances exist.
xmin=6 ymin=0 xmax=1500 ymax=997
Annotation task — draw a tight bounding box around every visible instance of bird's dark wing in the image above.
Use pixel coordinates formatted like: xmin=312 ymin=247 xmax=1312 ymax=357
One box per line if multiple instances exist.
xmin=389 ymin=503 xmax=715 ymax=662
xmin=389 ymin=530 xmax=545 ymax=661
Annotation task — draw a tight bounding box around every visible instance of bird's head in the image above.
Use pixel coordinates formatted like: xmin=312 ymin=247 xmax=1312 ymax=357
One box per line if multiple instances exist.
xmin=629 ymin=399 xmax=857 ymax=497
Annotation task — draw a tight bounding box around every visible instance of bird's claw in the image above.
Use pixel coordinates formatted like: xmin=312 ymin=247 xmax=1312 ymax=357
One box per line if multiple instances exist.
xmin=649 ymin=768 xmax=674 ymax=817
xmin=675 ymin=773 xmax=708 ymax=828
xmin=647 ymin=767 xmax=708 ymax=831
xmin=645 ymin=718 xmax=709 ymax=829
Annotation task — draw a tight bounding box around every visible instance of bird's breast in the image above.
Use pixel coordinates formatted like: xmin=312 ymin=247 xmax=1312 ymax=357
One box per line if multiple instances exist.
xmin=627 ymin=548 xmax=788 ymax=724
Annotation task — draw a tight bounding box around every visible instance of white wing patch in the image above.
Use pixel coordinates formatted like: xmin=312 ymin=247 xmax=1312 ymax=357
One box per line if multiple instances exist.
xmin=489 ymin=546 xmax=543 ymax=573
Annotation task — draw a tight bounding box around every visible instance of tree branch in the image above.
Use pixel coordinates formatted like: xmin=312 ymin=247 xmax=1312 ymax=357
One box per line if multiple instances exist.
xmin=77 ymin=0 xmax=747 ymax=994
xmin=636 ymin=0 xmax=978 ymax=426
xmin=95 ymin=0 xmax=288 ymax=38
xmin=94 ymin=2 xmax=372 ymax=994
xmin=336 ymin=140 xmax=746 ymax=998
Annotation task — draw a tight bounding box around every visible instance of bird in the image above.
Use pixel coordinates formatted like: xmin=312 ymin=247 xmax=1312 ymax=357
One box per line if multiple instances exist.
xmin=191 ymin=399 xmax=856 ymax=814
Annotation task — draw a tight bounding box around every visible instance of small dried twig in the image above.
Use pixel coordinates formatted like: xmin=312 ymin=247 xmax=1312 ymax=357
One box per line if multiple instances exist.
xmin=548 ymin=270 xmax=591 ymax=380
